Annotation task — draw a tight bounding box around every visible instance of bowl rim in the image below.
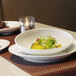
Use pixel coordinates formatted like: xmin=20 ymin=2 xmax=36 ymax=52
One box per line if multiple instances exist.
xmin=15 ymin=28 xmax=74 ymax=52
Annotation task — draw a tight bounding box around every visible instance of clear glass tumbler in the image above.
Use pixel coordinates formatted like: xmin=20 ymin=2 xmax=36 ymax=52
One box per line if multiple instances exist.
xmin=19 ymin=16 xmax=35 ymax=33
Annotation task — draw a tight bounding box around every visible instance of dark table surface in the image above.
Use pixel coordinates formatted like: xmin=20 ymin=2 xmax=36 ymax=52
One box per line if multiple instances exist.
xmin=0 ymin=23 xmax=76 ymax=76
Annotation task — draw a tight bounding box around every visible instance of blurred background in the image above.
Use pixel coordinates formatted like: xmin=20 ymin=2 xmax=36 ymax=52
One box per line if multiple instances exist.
xmin=0 ymin=0 xmax=76 ymax=31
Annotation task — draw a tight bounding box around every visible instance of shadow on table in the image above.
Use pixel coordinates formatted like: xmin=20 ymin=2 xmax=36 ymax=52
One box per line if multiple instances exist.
xmin=0 ymin=47 xmax=8 ymax=54
xmin=10 ymin=53 xmax=76 ymax=66
xmin=0 ymin=29 xmax=20 ymax=36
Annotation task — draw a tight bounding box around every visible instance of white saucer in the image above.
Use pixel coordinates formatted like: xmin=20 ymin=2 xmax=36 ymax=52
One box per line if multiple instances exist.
xmin=9 ymin=40 xmax=76 ymax=63
xmin=0 ymin=39 xmax=10 ymax=51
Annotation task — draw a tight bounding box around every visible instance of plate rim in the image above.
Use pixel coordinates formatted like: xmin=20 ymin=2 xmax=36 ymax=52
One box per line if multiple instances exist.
xmin=9 ymin=40 xmax=76 ymax=58
xmin=0 ymin=39 xmax=10 ymax=50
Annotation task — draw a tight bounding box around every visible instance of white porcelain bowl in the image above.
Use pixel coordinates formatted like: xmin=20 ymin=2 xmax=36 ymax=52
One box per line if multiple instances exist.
xmin=15 ymin=28 xmax=74 ymax=55
xmin=0 ymin=21 xmax=20 ymax=33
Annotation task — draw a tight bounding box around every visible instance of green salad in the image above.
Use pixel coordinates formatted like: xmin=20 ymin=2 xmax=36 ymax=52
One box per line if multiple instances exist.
xmin=31 ymin=36 xmax=62 ymax=49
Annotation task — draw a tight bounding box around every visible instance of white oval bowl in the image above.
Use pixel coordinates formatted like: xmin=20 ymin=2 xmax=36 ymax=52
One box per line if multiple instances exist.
xmin=0 ymin=21 xmax=20 ymax=33
xmin=15 ymin=28 xmax=74 ymax=55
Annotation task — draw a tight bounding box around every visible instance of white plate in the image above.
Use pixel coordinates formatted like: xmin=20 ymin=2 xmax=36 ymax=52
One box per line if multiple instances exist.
xmin=0 ymin=39 xmax=10 ymax=51
xmin=0 ymin=21 xmax=20 ymax=33
xmin=9 ymin=40 xmax=76 ymax=63
xmin=15 ymin=28 xmax=74 ymax=55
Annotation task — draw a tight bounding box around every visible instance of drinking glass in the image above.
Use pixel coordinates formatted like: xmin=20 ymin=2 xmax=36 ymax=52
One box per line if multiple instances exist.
xmin=19 ymin=16 xmax=35 ymax=33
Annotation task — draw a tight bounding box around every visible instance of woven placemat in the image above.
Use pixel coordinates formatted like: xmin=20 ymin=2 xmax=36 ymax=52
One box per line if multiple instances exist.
xmin=0 ymin=35 xmax=76 ymax=76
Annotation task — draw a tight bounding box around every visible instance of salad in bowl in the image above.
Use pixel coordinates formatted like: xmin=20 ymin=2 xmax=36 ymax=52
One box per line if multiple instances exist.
xmin=31 ymin=36 xmax=62 ymax=49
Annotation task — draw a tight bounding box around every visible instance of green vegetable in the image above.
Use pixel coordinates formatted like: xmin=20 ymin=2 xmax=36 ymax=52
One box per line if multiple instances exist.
xmin=31 ymin=36 xmax=62 ymax=49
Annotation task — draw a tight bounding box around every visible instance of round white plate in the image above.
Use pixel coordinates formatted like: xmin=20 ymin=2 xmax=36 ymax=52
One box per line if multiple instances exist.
xmin=0 ymin=21 xmax=20 ymax=33
xmin=0 ymin=39 xmax=10 ymax=51
xmin=9 ymin=40 xmax=76 ymax=63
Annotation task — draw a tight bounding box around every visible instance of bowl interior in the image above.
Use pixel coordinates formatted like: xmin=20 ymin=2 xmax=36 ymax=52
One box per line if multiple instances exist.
xmin=15 ymin=28 xmax=74 ymax=50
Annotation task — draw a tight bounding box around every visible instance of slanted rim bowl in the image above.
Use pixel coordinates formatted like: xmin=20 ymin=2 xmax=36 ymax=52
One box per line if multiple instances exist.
xmin=15 ymin=28 xmax=74 ymax=55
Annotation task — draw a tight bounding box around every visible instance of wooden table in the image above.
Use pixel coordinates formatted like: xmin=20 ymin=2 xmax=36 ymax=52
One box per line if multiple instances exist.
xmin=0 ymin=22 xmax=76 ymax=76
